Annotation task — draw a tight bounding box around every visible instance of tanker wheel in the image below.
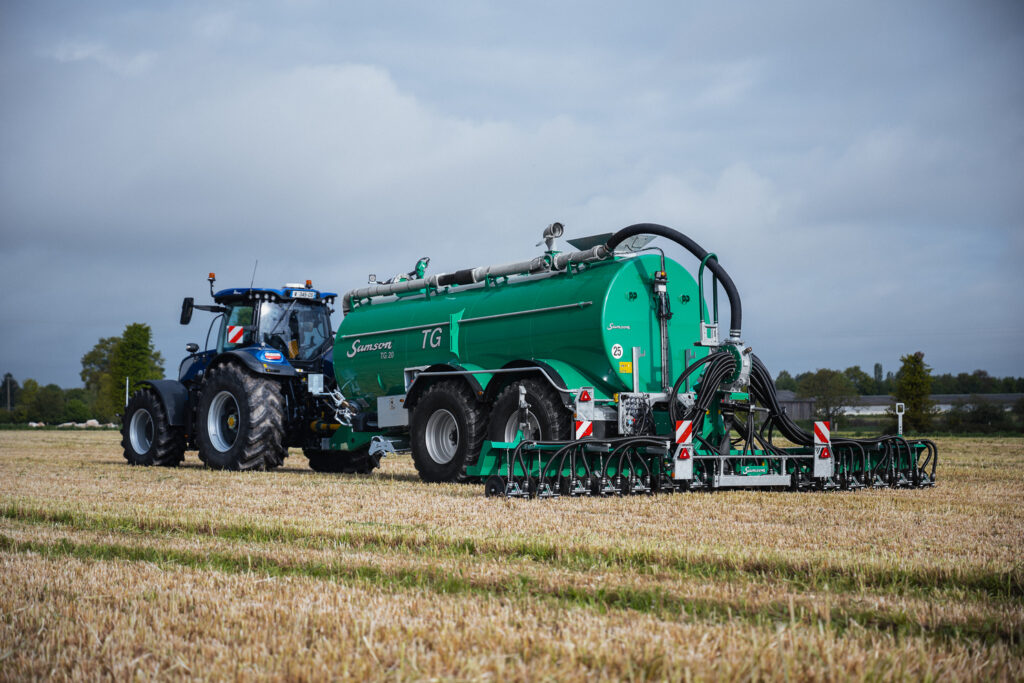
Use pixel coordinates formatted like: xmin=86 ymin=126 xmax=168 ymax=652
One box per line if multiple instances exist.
xmin=487 ymin=379 xmax=571 ymax=443
xmin=121 ymin=388 xmax=184 ymax=467
xmin=409 ymin=381 xmax=486 ymax=483
xmin=196 ymin=364 xmax=285 ymax=471
xmin=304 ymin=448 xmax=380 ymax=474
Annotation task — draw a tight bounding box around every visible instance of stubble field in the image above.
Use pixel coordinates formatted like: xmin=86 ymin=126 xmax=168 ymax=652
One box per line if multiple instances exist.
xmin=1 ymin=431 xmax=1022 ymax=680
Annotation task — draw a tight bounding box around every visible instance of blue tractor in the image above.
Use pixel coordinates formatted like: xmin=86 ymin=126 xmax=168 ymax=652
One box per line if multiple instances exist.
xmin=121 ymin=274 xmax=380 ymax=473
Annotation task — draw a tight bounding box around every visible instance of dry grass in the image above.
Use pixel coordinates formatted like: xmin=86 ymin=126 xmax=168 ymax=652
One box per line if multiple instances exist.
xmin=1 ymin=431 xmax=1022 ymax=680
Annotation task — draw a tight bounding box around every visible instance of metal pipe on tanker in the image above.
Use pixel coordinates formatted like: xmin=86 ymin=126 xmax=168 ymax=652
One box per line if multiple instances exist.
xmin=343 ymin=255 xmax=553 ymax=312
xmin=342 ymin=275 xmax=443 ymax=312
xmin=551 ymin=245 xmax=610 ymax=270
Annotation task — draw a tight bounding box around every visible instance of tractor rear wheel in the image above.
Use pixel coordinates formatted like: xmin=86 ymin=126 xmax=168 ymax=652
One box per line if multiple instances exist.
xmin=304 ymin=448 xmax=380 ymax=474
xmin=122 ymin=389 xmax=184 ymax=466
xmin=196 ymin=364 xmax=285 ymax=471
xmin=409 ymin=381 xmax=486 ymax=482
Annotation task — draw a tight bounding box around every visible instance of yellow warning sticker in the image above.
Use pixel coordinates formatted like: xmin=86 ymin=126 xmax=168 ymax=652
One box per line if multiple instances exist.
xmin=619 ymin=361 xmax=633 ymax=374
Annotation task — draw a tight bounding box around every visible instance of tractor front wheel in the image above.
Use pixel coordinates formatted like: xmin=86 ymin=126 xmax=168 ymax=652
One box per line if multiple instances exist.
xmin=196 ymin=364 xmax=285 ymax=471
xmin=122 ymin=389 xmax=184 ymax=466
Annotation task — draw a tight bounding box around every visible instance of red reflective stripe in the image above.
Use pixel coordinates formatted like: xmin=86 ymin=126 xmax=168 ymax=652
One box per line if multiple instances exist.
xmin=813 ymin=422 xmax=829 ymax=444
xmin=675 ymin=420 xmax=693 ymax=444
xmin=228 ymin=326 xmax=244 ymax=344
xmin=575 ymin=420 xmax=593 ymax=439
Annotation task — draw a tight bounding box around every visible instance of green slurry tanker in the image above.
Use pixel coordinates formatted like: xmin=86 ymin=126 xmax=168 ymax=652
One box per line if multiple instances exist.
xmin=329 ymin=223 xmax=935 ymax=496
xmin=124 ymin=222 xmax=936 ymax=496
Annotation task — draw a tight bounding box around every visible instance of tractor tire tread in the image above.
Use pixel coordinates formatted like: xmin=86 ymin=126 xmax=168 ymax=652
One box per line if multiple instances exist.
xmin=121 ymin=388 xmax=185 ymax=467
xmin=197 ymin=364 xmax=285 ymax=471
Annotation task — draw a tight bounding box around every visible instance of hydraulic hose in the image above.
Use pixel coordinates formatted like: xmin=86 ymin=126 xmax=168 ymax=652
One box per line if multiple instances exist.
xmin=605 ymin=223 xmax=742 ymax=338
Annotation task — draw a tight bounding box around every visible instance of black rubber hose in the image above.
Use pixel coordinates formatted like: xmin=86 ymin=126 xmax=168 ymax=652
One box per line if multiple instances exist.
xmin=605 ymin=223 xmax=742 ymax=336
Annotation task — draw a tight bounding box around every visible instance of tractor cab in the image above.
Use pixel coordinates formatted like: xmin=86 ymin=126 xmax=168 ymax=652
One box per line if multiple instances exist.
xmin=215 ymin=292 xmax=334 ymax=365
xmin=178 ymin=275 xmax=337 ymax=381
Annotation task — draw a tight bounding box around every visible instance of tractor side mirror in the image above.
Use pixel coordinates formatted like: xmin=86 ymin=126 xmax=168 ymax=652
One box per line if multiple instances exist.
xmin=185 ymin=343 xmax=199 ymax=354
xmin=180 ymin=297 xmax=194 ymax=325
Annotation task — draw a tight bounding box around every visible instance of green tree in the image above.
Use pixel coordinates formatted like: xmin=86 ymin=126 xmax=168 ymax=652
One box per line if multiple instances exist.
xmin=29 ymin=384 xmax=66 ymax=423
xmin=796 ymin=369 xmax=857 ymax=424
xmin=893 ymin=351 xmax=934 ymax=432
xmin=19 ymin=379 xmax=39 ymax=417
xmin=64 ymin=398 xmax=91 ymax=423
xmin=94 ymin=323 xmax=164 ymax=421
xmin=775 ymin=370 xmax=797 ymax=391
xmin=843 ymin=365 xmax=875 ymax=395
xmin=80 ymin=336 xmax=119 ymax=414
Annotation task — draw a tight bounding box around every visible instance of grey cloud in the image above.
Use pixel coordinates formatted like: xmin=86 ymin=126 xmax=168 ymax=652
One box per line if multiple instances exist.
xmin=1 ymin=0 xmax=1022 ymax=386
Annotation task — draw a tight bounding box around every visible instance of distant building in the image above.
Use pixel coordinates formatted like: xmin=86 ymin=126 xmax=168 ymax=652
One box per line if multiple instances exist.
xmin=776 ymin=390 xmax=816 ymax=420
xmin=843 ymin=394 xmax=1023 ymax=416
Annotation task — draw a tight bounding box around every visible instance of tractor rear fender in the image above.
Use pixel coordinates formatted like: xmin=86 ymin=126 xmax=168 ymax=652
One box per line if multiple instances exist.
xmin=404 ymin=363 xmax=486 ymax=410
xmin=139 ymin=379 xmax=190 ymax=427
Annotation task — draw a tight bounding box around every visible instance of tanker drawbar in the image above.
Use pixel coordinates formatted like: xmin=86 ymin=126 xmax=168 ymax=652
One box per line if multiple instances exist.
xmin=330 ymin=222 xmax=937 ymax=497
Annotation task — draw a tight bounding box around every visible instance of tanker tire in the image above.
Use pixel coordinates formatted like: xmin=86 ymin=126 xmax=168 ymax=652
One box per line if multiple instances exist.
xmin=410 ymin=381 xmax=486 ymax=483
xmin=304 ymin=448 xmax=380 ymax=474
xmin=122 ymin=389 xmax=185 ymax=467
xmin=487 ymin=379 xmax=571 ymax=444
xmin=196 ymin=364 xmax=285 ymax=471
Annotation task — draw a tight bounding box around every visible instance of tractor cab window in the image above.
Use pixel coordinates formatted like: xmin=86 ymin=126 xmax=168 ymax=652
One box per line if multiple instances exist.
xmin=259 ymin=300 xmax=331 ymax=361
xmin=218 ymin=305 xmax=254 ymax=352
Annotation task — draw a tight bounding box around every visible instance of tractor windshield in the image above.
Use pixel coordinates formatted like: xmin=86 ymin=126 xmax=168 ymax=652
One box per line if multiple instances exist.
xmin=258 ymin=300 xmax=332 ymax=361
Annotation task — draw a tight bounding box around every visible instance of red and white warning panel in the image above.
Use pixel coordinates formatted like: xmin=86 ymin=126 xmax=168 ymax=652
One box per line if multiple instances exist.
xmin=227 ymin=325 xmax=245 ymax=345
xmin=673 ymin=420 xmax=693 ymax=480
xmin=575 ymin=420 xmax=593 ymax=440
xmin=813 ymin=420 xmax=834 ymax=478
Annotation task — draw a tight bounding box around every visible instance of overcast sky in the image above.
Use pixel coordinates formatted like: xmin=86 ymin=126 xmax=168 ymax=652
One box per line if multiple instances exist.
xmin=2 ymin=1 xmax=1022 ymax=388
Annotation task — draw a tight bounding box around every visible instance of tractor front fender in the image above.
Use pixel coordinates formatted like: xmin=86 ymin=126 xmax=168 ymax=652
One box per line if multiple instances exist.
xmin=140 ymin=380 xmax=190 ymax=427
xmin=210 ymin=350 xmax=297 ymax=378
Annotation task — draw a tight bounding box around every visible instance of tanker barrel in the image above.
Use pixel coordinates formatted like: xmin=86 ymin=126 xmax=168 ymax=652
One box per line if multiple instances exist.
xmin=606 ymin=223 xmax=742 ymax=339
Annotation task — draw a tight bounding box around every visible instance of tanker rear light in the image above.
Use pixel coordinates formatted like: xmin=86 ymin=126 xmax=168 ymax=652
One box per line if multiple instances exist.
xmin=578 ymin=389 xmax=592 ymax=402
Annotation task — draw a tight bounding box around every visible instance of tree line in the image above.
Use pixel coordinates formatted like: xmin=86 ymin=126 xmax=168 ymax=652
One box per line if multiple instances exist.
xmin=1 ymin=323 xmax=164 ymax=425
xmin=775 ymin=364 xmax=1024 ymax=397
xmin=775 ymin=352 xmax=1024 ymax=435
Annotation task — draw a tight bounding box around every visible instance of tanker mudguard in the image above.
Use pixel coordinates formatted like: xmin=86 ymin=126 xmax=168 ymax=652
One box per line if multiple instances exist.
xmin=140 ymin=379 xmax=189 ymax=427
xmin=406 ymin=363 xmax=485 ymax=407
xmin=486 ymin=360 xmax=573 ymax=408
